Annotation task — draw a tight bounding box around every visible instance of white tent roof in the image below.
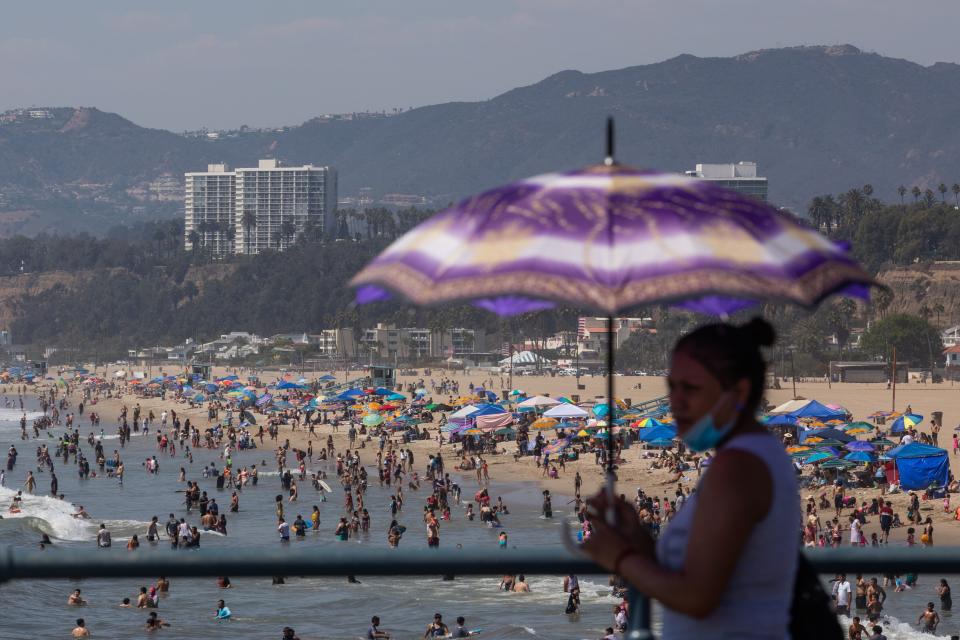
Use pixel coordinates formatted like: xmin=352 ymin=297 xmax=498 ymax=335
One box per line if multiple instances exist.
xmin=449 ymin=405 xmax=480 ymax=419
xmin=517 ymin=395 xmax=560 ymax=408
xmin=769 ymin=399 xmax=812 ymax=414
xmin=543 ymin=404 xmax=590 ymax=418
xmin=499 ymin=350 xmax=553 ymax=366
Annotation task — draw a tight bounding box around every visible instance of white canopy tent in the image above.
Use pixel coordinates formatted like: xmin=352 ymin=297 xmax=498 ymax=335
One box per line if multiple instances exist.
xmin=543 ymin=404 xmax=590 ymax=419
xmin=517 ymin=395 xmax=561 ymax=409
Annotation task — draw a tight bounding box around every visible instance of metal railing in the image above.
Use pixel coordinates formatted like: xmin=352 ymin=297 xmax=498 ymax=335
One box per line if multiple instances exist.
xmin=1 ymin=545 xmax=956 ymax=639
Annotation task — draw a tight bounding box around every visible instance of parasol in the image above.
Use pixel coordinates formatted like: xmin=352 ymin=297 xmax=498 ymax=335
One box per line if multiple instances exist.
xmin=350 ymin=118 xmax=878 ymax=521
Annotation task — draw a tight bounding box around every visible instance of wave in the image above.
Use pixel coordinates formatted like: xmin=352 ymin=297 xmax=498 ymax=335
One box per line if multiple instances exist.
xmin=839 ymin=613 xmax=952 ymax=639
xmin=0 ymin=409 xmax=46 ymax=424
xmin=0 ymin=486 xmax=92 ymax=541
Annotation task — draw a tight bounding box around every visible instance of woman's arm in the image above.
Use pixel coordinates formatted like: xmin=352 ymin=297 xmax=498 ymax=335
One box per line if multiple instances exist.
xmin=584 ymin=449 xmax=773 ymax=619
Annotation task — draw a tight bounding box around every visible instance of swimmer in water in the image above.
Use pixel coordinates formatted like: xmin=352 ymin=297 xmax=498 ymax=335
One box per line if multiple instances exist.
xmin=67 ymin=589 xmax=86 ymax=606
xmin=71 ymin=618 xmax=89 ymax=637
xmin=214 ymin=599 xmax=231 ymax=620
xmin=145 ymin=611 xmax=170 ymax=630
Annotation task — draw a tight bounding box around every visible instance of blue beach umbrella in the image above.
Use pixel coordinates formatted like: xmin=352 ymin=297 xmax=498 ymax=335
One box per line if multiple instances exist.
xmin=843 ymin=451 xmax=875 ymax=463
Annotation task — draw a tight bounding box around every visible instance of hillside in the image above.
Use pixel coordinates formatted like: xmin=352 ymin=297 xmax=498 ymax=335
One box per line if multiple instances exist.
xmin=876 ymin=264 xmax=960 ymax=326
xmin=3 ymin=45 xmax=960 ymax=234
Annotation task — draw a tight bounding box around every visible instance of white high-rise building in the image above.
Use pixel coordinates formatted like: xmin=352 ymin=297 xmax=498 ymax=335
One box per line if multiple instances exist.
xmin=184 ymin=159 xmax=337 ymax=256
xmin=184 ymin=163 xmax=236 ymax=258
xmin=234 ymin=159 xmax=337 ymax=255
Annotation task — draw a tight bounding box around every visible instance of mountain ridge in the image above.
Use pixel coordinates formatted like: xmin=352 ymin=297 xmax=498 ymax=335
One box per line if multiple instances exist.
xmin=3 ymin=44 xmax=960 ymax=235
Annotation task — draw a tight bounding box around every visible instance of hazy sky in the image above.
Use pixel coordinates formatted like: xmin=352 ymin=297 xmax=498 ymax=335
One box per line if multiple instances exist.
xmin=2 ymin=1 xmax=958 ymax=131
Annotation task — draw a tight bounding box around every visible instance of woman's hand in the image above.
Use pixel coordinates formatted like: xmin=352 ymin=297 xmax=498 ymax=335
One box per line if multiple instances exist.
xmin=579 ymin=491 xmax=654 ymax=572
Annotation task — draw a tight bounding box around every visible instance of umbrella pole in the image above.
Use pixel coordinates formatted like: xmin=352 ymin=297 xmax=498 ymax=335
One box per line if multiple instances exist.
xmin=605 ymin=313 xmax=617 ymax=520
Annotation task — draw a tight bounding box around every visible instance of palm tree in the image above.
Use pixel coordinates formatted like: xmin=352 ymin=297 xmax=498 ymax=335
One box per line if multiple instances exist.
xmin=920 ymin=304 xmax=933 ymax=322
xmin=280 ymin=219 xmax=297 ymax=249
xmin=952 ymin=183 xmax=960 ymax=207
xmin=933 ymin=302 xmax=946 ymax=329
xmin=911 ymin=186 xmax=922 ymax=203
xmin=187 ymin=230 xmax=200 ymax=253
xmin=241 ymin=210 xmax=257 ymax=255
xmin=897 ymin=185 xmax=907 ymax=204
xmin=939 ymin=183 xmax=948 ymax=203
xmin=863 ymin=184 xmax=874 ymax=198
xmin=924 ymin=189 xmax=937 ymax=207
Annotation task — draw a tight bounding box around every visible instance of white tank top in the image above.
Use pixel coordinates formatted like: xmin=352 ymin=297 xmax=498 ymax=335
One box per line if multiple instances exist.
xmin=655 ymin=433 xmax=799 ymax=639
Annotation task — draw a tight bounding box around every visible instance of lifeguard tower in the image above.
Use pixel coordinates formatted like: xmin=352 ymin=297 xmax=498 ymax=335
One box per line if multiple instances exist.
xmin=369 ymin=364 xmax=396 ymax=390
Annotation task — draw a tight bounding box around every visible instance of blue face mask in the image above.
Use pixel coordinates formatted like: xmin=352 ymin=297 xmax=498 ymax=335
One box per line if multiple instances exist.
xmin=681 ymin=394 xmax=742 ymax=452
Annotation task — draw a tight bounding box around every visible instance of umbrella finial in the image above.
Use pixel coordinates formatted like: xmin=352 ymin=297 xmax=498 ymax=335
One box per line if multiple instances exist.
xmin=605 ymin=116 xmax=615 ymax=166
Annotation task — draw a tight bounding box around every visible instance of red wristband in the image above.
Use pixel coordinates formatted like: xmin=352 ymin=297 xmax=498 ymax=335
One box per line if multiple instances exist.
xmin=613 ymin=548 xmax=639 ymax=575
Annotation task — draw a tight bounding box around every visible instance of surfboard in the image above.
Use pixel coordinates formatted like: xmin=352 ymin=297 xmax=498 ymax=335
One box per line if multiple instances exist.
xmin=318 ymin=480 xmax=332 ymax=492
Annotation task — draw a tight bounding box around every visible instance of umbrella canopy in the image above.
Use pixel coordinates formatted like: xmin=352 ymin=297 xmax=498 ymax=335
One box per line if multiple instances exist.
xmin=543 ymin=404 xmax=589 ymax=419
xmin=845 ymin=441 xmax=876 ymax=452
xmin=648 ymin=438 xmax=675 ymax=448
xmin=890 ymin=413 xmax=924 ymax=434
xmin=530 ymin=417 xmax=559 ymax=430
xmin=843 ymin=451 xmax=875 ymax=463
xmin=362 ymin=414 xmax=385 ymax=427
xmin=351 ymin=163 xmax=875 ymax=316
xmin=804 ymin=451 xmax=835 ymax=464
xmin=820 ymin=459 xmax=855 ymax=469
xmin=871 ymin=438 xmax=896 ymax=446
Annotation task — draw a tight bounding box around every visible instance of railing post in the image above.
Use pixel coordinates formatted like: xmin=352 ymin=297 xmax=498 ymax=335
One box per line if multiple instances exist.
xmin=625 ymin=587 xmax=654 ymax=639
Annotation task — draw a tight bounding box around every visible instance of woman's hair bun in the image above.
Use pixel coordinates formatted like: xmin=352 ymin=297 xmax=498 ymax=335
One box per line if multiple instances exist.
xmin=740 ymin=317 xmax=776 ymax=348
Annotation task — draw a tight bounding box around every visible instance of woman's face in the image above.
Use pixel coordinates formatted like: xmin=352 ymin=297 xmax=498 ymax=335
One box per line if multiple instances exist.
xmin=668 ymin=351 xmax=743 ymax=436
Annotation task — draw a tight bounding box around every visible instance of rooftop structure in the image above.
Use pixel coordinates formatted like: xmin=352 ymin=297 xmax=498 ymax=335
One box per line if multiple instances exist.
xmin=685 ymin=161 xmax=768 ymax=201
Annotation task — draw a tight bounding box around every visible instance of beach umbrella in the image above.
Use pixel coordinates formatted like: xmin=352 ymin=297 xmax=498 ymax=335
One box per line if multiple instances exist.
xmin=530 ymin=417 xmax=559 ymax=430
xmin=463 ymin=428 xmax=484 ymax=436
xmin=576 ymin=429 xmax=591 ymax=437
xmin=362 ymin=414 xmax=384 ymax=427
xmin=843 ymin=451 xmax=875 ymax=464
xmin=842 ymin=421 xmax=874 ymax=432
xmin=845 ymin=441 xmax=876 ymax=452
xmin=845 ymin=427 xmax=871 ymax=435
xmin=804 ymin=451 xmax=835 ymax=464
xmin=350 ymin=120 xmax=877 ymax=499
xmin=648 ymin=438 xmax=675 ymax=448
xmin=814 ymin=438 xmax=845 ymax=447
xmin=890 ymin=413 xmax=923 ymax=434
xmin=635 ymin=417 xmax=667 ymax=429
xmin=638 ymin=424 xmax=678 ymax=442
xmin=871 ymin=438 xmax=895 ymax=446
xmin=820 ymin=459 xmax=855 ymax=469
xmin=786 ymin=445 xmax=811 ymax=454
xmin=386 ymin=393 xmax=406 ymax=401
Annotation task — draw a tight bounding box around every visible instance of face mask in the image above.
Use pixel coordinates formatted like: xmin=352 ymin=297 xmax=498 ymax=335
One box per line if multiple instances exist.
xmin=681 ymin=393 xmax=742 ymax=452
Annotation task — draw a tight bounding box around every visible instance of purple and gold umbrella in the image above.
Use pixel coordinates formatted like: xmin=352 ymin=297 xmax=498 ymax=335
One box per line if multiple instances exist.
xmin=353 ymin=160 xmax=874 ymax=316
xmin=351 ymin=120 xmax=878 ymax=506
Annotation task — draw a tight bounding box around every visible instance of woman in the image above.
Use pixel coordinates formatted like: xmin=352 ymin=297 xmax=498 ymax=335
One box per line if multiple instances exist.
xmin=939 ymin=579 xmax=952 ymax=611
xmin=581 ymin=319 xmax=799 ymax=638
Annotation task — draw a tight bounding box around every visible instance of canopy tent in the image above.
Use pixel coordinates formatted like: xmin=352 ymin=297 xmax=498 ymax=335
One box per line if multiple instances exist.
xmin=449 ymin=405 xmax=480 ymax=419
xmin=475 ymin=413 xmax=514 ymax=430
xmin=887 ymin=442 xmax=949 ymax=490
xmin=763 ymin=414 xmax=799 ymax=427
xmin=517 ymin=395 xmax=561 ymax=409
xmin=499 ymin=350 xmax=553 ymax=366
xmin=471 ymin=403 xmax=507 ymax=417
xmin=544 ymin=404 xmax=590 ymax=419
xmin=778 ymin=399 xmax=848 ymax=419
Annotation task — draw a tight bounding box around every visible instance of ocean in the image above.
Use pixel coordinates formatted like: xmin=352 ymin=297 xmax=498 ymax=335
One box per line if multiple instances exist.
xmin=0 ymin=398 xmax=954 ymax=639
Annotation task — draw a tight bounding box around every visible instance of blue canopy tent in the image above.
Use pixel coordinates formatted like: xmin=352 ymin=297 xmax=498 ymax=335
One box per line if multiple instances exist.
xmin=318 ymin=374 xmax=337 ymax=382
xmin=470 ymin=403 xmax=507 ymax=417
xmin=887 ymin=442 xmax=950 ymax=490
xmin=337 ymin=389 xmax=366 ymax=400
xmin=764 ymin=415 xmax=798 ymax=426
xmin=276 ymin=380 xmax=307 ymax=390
xmin=787 ymin=400 xmax=847 ymax=419
xmin=638 ymin=425 xmax=678 ymax=442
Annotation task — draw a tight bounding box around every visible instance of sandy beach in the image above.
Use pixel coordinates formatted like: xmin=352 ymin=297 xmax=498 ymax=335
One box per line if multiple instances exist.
xmin=33 ymin=364 xmax=960 ymax=548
